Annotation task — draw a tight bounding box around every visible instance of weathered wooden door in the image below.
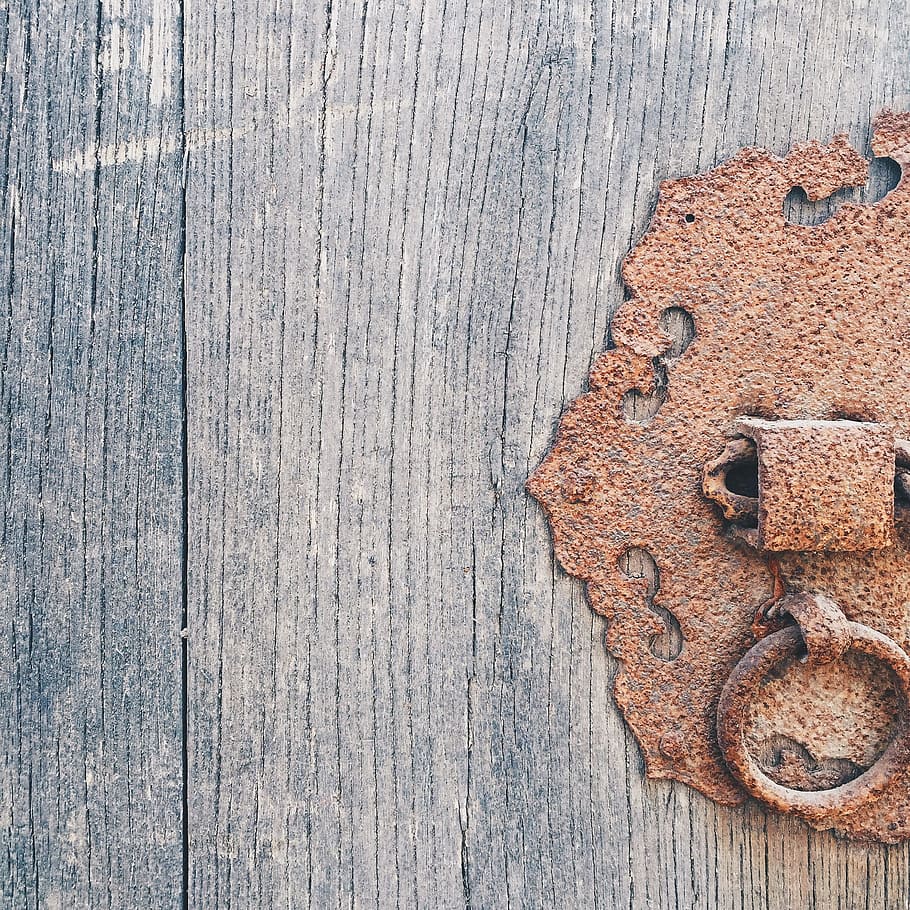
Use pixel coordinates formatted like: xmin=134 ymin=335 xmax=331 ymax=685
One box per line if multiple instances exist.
xmin=4 ymin=0 xmax=910 ymax=906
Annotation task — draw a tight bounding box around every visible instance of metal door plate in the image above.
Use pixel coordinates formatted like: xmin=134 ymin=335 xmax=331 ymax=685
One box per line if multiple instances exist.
xmin=528 ymin=111 xmax=910 ymax=842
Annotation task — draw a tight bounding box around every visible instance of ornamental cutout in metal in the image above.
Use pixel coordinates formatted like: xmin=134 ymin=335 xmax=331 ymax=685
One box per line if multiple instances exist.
xmin=527 ymin=111 xmax=910 ymax=842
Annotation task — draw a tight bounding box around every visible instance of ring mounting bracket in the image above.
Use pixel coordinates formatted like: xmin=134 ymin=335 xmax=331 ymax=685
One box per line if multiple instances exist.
xmin=734 ymin=418 xmax=894 ymax=552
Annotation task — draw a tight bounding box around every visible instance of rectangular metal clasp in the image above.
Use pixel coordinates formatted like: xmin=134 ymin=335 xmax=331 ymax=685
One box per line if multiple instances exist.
xmin=736 ymin=418 xmax=895 ymax=552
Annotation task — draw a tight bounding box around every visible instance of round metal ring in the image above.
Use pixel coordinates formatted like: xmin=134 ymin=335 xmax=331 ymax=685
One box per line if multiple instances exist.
xmin=717 ymin=622 xmax=910 ymax=821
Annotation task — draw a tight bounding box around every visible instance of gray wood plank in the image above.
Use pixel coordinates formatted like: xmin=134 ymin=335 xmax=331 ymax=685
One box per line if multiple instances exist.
xmin=185 ymin=0 xmax=910 ymax=907
xmin=1 ymin=1 xmax=186 ymax=906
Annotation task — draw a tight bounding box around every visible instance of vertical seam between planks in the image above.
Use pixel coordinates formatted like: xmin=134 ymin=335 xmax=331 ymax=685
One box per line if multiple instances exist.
xmin=178 ymin=0 xmax=190 ymax=904
xmin=87 ymin=0 xmax=105 ymax=897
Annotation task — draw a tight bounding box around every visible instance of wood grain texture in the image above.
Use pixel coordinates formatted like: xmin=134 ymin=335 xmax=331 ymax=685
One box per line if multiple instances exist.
xmin=183 ymin=0 xmax=910 ymax=907
xmin=0 ymin=0 xmax=186 ymax=906
xmin=7 ymin=0 xmax=910 ymax=906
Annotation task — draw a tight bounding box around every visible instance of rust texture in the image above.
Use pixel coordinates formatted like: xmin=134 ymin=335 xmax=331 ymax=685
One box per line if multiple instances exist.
xmin=717 ymin=595 xmax=910 ymax=825
xmin=733 ymin=418 xmax=895 ymax=552
xmin=527 ymin=111 xmax=910 ymax=841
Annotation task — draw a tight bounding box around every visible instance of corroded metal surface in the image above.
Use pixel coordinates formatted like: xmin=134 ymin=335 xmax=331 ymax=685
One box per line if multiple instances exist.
xmin=527 ymin=111 xmax=910 ymax=841
xmin=715 ymin=418 xmax=896 ymax=552
xmin=718 ymin=624 xmax=910 ymax=821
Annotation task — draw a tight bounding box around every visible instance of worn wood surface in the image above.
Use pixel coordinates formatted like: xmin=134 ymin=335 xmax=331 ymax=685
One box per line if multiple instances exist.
xmin=5 ymin=0 xmax=910 ymax=906
xmin=1 ymin=0 xmax=186 ymax=906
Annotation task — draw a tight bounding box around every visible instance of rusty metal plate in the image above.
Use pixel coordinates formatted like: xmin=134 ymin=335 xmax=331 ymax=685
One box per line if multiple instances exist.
xmin=528 ymin=111 xmax=910 ymax=842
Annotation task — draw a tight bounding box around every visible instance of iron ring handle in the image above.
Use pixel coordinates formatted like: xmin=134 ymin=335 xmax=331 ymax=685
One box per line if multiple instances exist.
xmin=716 ymin=622 xmax=910 ymax=821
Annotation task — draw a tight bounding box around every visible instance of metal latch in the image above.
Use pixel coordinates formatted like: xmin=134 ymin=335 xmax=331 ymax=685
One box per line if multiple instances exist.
xmin=528 ymin=111 xmax=910 ymax=842
xmin=704 ymin=418 xmax=902 ymax=551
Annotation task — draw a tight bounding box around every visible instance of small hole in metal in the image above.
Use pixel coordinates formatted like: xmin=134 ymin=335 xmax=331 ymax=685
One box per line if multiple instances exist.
xmin=621 ymin=388 xmax=666 ymax=425
xmin=618 ymin=547 xmax=683 ymax=661
xmin=726 ymin=461 xmax=758 ymax=498
xmin=783 ymin=157 xmax=901 ymax=226
xmin=658 ymin=306 xmax=695 ymax=359
xmin=896 ymin=474 xmax=910 ymax=506
xmin=684 ymin=213 xmax=695 ymax=223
